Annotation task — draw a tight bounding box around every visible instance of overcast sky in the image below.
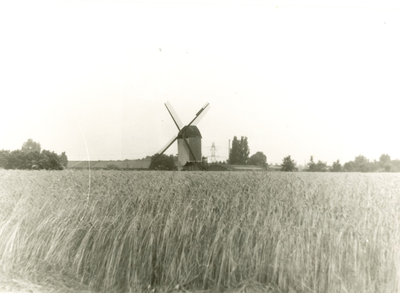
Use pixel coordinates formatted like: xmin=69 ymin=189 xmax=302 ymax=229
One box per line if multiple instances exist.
xmin=1 ymin=0 xmax=400 ymax=165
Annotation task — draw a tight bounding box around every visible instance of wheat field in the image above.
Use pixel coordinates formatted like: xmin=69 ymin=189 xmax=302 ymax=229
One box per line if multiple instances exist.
xmin=0 ymin=170 xmax=399 ymax=292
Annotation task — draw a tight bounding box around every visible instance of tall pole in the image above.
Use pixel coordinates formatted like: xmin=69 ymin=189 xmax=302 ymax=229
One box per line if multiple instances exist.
xmin=228 ymin=139 xmax=230 ymax=163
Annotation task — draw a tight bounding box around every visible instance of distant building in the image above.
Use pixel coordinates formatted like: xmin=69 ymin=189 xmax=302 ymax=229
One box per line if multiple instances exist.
xmin=207 ymin=164 xmax=266 ymax=171
xmin=67 ymin=159 xmax=151 ymax=170
xmin=67 ymin=160 xmax=271 ymax=172
xmin=267 ymin=164 xmax=282 ymax=172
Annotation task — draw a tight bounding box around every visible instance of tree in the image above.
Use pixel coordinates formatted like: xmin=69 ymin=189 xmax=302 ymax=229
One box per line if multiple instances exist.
xmin=316 ymin=160 xmax=328 ymax=172
xmin=343 ymin=155 xmax=371 ymax=172
xmin=0 ymin=149 xmax=36 ymax=169
xmin=384 ymin=163 xmax=392 ymax=172
xmin=149 ymin=154 xmax=177 ymax=170
xmin=0 ymin=141 xmax=66 ymax=170
xmin=343 ymin=161 xmax=355 ymax=172
xmin=379 ymin=154 xmax=391 ymax=164
xmin=239 ymin=136 xmax=250 ymax=164
xmin=248 ymin=151 xmax=267 ymax=167
xmin=368 ymin=160 xmax=380 ymax=172
xmin=354 ymin=155 xmax=370 ymax=172
xmin=0 ymin=150 xmax=10 ymax=169
xmin=307 ymin=156 xmax=317 ymax=172
xmin=229 ymin=136 xmax=250 ymax=164
xmin=26 ymin=151 xmax=42 ymax=169
xmin=331 ymin=160 xmax=342 ymax=172
xmin=306 ymin=156 xmax=327 ymax=172
xmin=59 ymin=152 xmax=68 ymax=168
xmin=6 ymin=150 xmax=25 ymax=169
xmin=40 ymin=150 xmax=64 ymax=170
xmin=390 ymin=159 xmax=400 ymax=172
xmin=21 ymin=139 xmax=41 ymax=153
xmin=281 ymin=155 xmax=296 ymax=172
xmin=229 ymin=136 xmax=241 ymax=164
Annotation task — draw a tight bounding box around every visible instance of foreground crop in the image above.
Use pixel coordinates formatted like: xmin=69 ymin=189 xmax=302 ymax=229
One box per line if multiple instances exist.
xmin=1 ymin=170 xmax=400 ymax=292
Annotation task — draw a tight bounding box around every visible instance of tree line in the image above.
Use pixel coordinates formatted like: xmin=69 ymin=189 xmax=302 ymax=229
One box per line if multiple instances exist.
xmin=279 ymin=154 xmax=400 ymax=172
xmin=228 ymin=136 xmax=400 ymax=172
xmin=228 ymin=136 xmax=267 ymax=166
xmin=0 ymin=139 xmax=68 ymax=170
xmin=5 ymin=137 xmax=396 ymax=172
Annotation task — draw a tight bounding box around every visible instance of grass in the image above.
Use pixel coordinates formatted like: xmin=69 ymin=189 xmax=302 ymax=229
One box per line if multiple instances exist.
xmin=0 ymin=170 xmax=399 ymax=292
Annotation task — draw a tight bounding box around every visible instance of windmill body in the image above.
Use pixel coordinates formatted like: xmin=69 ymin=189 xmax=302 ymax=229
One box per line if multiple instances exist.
xmin=154 ymin=102 xmax=209 ymax=170
xmin=177 ymin=126 xmax=202 ymax=165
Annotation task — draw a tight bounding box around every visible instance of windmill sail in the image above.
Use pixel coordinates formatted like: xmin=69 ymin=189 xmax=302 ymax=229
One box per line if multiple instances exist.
xmin=192 ymin=103 xmax=210 ymax=126
xmin=186 ymin=102 xmax=210 ymax=128
xmin=164 ymin=101 xmax=183 ymax=130
xmin=153 ymin=135 xmax=178 ymax=163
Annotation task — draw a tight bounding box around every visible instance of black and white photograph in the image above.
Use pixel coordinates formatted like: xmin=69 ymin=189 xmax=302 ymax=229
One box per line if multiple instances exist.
xmin=1 ymin=0 xmax=400 ymax=292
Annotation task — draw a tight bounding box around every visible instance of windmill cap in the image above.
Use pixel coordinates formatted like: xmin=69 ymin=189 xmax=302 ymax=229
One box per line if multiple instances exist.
xmin=177 ymin=125 xmax=202 ymax=139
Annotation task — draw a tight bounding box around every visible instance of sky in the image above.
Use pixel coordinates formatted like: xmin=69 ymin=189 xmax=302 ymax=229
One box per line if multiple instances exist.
xmin=1 ymin=0 xmax=400 ymax=165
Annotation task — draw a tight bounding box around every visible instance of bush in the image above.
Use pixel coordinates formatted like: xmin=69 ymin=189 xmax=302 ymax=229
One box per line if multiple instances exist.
xmin=0 ymin=149 xmax=65 ymax=170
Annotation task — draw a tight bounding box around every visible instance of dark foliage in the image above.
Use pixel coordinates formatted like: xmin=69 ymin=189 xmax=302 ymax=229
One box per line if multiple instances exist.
xmin=149 ymin=154 xmax=177 ymax=171
xmin=281 ymin=155 xmax=296 ymax=172
xmin=342 ymin=154 xmax=400 ymax=172
xmin=229 ymin=136 xmax=250 ymax=164
xmin=331 ymin=160 xmax=342 ymax=172
xmin=306 ymin=156 xmax=328 ymax=172
xmin=248 ymin=151 xmax=267 ymax=167
xmin=0 ymin=139 xmax=66 ymax=170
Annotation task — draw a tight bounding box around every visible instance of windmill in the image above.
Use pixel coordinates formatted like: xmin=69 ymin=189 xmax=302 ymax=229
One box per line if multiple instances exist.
xmin=154 ymin=101 xmax=210 ymax=170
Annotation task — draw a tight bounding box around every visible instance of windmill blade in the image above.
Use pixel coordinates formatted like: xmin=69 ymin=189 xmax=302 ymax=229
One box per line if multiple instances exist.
xmin=192 ymin=103 xmax=210 ymax=126
xmin=153 ymin=135 xmax=178 ymax=163
xmin=187 ymin=102 xmax=210 ymax=127
xmin=165 ymin=101 xmax=183 ymax=130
